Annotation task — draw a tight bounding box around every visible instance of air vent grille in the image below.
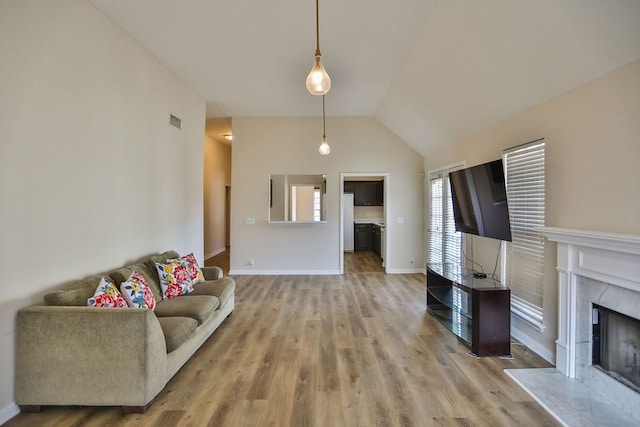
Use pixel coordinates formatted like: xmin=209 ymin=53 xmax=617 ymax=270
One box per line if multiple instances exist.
xmin=169 ymin=114 xmax=181 ymax=129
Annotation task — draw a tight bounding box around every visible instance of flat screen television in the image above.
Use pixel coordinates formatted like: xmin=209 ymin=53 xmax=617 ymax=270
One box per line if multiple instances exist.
xmin=449 ymin=159 xmax=512 ymax=241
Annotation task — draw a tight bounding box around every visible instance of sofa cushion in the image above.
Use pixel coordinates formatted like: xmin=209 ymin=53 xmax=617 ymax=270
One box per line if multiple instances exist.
xmin=110 ymin=262 xmax=162 ymax=303
xmin=44 ymin=273 xmax=104 ymax=306
xmin=187 ymin=277 xmax=235 ymax=308
xmin=157 ymin=316 xmax=198 ymax=353
xmin=145 ymin=250 xmax=181 ymax=271
xmin=87 ymin=277 xmax=128 ymax=308
xmin=154 ymin=295 xmax=220 ymax=325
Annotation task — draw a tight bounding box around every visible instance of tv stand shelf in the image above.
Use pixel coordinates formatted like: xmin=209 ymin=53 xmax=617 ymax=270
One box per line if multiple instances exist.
xmin=427 ymin=263 xmax=511 ymax=357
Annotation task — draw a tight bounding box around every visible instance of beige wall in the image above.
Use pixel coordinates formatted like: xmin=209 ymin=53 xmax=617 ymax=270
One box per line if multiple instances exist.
xmin=203 ymin=136 xmax=231 ymax=258
xmin=0 ymin=0 xmax=206 ymax=417
xmin=230 ymin=117 xmax=424 ymax=274
xmin=424 ymin=59 xmax=640 ymax=362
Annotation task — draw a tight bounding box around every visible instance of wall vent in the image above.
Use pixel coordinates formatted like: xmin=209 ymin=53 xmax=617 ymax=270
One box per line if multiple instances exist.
xmin=169 ymin=114 xmax=181 ymax=129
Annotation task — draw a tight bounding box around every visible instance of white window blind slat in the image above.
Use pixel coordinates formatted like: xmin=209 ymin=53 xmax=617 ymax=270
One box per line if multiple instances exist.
xmin=428 ymin=168 xmax=462 ymax=266
xmin=504 ymin=140 xmax=546 ymax=331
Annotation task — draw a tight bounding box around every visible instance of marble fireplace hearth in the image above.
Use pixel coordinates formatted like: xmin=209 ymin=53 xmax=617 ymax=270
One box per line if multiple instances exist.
xmin=506 ymin=227 xmax=640 ymax=427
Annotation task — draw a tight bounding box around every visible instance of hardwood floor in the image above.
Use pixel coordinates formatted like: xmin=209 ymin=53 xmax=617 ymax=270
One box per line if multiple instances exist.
xmin=344 ymin=251 xmax=384 ymax=273
xmin=6 ymin=265 xmax=559 ymax=426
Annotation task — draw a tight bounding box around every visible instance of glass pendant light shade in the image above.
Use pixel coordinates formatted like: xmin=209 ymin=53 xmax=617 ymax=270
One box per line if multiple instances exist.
xmin=306 ymin=0 xmax=330 ymax=95
xmin=319 ymin=136 xmax=330 ymax=155
xmin=306 ymin=54 xmax=331 ymax=95
xmin=318 ymin=95 xmax=330 ymax=155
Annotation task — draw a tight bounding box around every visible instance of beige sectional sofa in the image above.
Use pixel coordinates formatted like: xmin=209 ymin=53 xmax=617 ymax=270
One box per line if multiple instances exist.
xmin=15 ymin=250 xmax=234 ymax=413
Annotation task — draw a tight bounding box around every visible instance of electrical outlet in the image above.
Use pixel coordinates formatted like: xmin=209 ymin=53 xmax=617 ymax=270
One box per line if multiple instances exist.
xmin=249 ymin=258 xmax=255 ymax=266
xmin=410 ymin=257 xmax=415 ymax=264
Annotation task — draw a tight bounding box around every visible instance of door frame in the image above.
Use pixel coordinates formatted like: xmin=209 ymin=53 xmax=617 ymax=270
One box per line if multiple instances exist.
xmin=225 ymin=185 xmax=231 ymax=248
xmin=339 ymin=172 xmax=390 ymax=274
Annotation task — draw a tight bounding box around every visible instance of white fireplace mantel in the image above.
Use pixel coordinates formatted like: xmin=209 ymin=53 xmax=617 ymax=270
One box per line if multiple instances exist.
xmin=538 ymin=227 xmax=640 ymax=378
xmin=539 ymin=227 xmax=640 ymax=255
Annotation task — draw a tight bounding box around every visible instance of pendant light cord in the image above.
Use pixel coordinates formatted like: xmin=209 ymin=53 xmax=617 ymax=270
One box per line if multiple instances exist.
xmin=315 ymin=0 xmax=321 ymax=55
xmin=322 ymin=95 xmax=326 ymax=138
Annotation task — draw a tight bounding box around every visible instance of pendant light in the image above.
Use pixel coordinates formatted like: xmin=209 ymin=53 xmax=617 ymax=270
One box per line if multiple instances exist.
xmin=319 ymin=95 xmax=330 ymax=155
xmin=306 ymin=0 xmax=331 ymax=95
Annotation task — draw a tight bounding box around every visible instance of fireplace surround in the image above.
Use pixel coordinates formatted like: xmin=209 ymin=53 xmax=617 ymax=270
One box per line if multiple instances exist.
xmin=539 ymin=227 xmax=640 ymax=421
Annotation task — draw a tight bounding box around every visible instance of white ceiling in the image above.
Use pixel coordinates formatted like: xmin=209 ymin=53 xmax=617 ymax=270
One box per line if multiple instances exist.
xmin=89 ymin=0 xmax=640 ymax=156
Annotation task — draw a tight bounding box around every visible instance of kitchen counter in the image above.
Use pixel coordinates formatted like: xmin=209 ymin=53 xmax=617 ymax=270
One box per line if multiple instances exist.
xmin=354 ymin=218 xmax=385 ymax=226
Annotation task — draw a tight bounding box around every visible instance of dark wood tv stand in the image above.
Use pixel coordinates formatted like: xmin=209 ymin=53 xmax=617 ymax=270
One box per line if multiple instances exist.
xmin=426 ymin=263 xmax=511 ymax=357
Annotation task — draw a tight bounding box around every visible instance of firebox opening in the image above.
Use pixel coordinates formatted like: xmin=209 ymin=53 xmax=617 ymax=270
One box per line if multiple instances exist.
xmin=592 ymin=304 xmax=640 ymax=394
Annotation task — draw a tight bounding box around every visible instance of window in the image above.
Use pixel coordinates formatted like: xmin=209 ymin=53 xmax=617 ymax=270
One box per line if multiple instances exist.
xmin=428 ymin=166 xmax=463 ymax=266
xmin=503 ymin=140 xmax=546 ymax=331
xmin=313 ymin=187 xmax=321 ymax=221
xmin=290 ymin=185 xmax=320 ymax=222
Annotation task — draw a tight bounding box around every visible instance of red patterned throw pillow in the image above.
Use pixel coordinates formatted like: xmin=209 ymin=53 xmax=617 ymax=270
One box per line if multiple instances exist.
xmin=87 ymin=277 xmax=128 ymax=308
xmin=155 ymin=259 xmax=194 ymax=300
xmin=120 ymin=271 xmax=156 ymax=310
xmin=181 ymin=252 xmax=205 ymax=284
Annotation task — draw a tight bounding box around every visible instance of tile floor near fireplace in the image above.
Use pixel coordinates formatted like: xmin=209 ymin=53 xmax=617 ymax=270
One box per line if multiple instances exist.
xmin=505 ymin=368 xmax=639 ymax=427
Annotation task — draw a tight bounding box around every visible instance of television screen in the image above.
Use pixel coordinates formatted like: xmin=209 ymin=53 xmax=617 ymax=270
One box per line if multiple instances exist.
xmin=449 ymin=159 xmax=512 ymax=241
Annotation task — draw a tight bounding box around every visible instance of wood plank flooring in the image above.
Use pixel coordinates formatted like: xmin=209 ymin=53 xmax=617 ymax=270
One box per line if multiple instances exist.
xmin=6 ymin=257 xmax=559 ymax=426
xmin=344 ymin=251 xmax=384 ymax=273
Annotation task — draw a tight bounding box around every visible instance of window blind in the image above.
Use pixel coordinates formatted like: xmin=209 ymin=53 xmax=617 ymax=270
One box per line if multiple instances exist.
xmin=428 ymin=170 xmax=461 ymax=266
xmin=503 ymin=140 xmax=546 ymax=330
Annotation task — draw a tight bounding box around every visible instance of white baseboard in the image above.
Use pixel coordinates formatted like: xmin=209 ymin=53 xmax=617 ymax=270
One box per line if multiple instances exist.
xmin=0 ymin=402 xmax=20 ymax=425
xmin=511 ymin=326 xmax=556 ymax=365
xmin=205 ymin=247 xmax=226 ymax=260
xmin=229 ymin=268 xmax=425 ymax=275
xmin=229 ymin=269 xmax=341 ymax=275
xmin=386 ymin=267 xmax=425 ymax=274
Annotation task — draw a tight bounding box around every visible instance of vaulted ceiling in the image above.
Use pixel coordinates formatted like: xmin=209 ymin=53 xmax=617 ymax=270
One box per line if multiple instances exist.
xmin=89 ymin=0 xmax=640 ymax=156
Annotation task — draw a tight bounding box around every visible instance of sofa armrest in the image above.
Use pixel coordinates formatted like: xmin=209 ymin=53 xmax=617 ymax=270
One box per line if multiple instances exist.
xmin=16 ymin=306 xmax=167 ymax=407
xmin=202 ymin=266 xmax=223 ymax=280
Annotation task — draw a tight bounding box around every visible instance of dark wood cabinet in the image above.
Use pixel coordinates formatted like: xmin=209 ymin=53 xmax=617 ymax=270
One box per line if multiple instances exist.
xmin=354 ymin=223 xmax=372 ymax=252
xmin=372 ymin=224 xmax=381 ymax=256
xmin=344 ymin=181 xmax=383 ymax=206
xmin=374 ymin=180 xmax=383 ymax=205
xmin=426 ymin=264 xmax=511 ymax=357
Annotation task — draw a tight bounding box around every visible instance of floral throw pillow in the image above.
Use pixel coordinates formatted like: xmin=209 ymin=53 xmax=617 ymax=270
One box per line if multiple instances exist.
xmin=181 ymin=252 xmax=205 ymax=284
xmin=155 ymin=259 xmax=194 ymax=300
xmin=120 ymin=271 xmax=156 ymax=310
xmin=87 ymin=277 xmax=128 ymax=308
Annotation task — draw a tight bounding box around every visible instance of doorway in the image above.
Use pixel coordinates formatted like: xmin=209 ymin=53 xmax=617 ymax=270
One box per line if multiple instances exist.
xmin=340 ymin=173 xmax=390 ymax=274
xmin=205 ymin=185 xmax=231 ymax=275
